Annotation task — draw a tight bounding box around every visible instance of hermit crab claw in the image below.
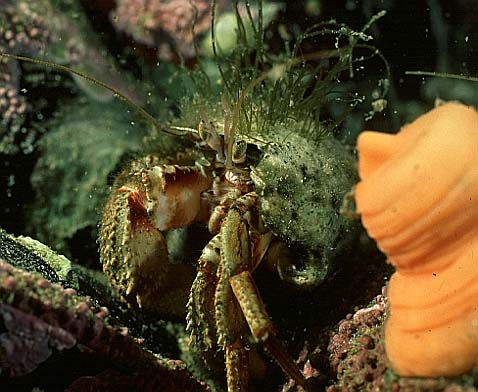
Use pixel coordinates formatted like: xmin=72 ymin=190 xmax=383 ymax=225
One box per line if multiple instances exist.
xmin=100 ymin=158 xmax=213 ymax=319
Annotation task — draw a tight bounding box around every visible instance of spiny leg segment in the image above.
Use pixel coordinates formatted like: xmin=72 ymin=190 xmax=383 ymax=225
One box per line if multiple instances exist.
xmin=188 ymin=192 xmax=307 ymax=391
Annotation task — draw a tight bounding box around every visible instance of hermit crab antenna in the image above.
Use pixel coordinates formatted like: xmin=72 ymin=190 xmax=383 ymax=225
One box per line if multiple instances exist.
xmin=226 ymin=71 xmax=270 ymax=169
xmin=405 ymin=70 xmax=478 ymax=82
xmin=0 ymin=52 xmax=188 ymax=137
xmin=226 ymin=55 xmax=309 ymax=170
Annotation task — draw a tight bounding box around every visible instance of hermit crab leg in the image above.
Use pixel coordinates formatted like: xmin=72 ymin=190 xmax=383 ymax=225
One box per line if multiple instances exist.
xmin=186 ymin=234 xmax=222 ymax=350
xmin=230 ymin=271 xmax=308 ymax=389
xmin=187 ymin=230 xmax=251 ymax=392
xmin=218 ymin=193 xmax=308 ymax=390
xmin=225 ymin=338 xmax=249 ymax=392
xmin=214 ymin=203 xmax=251 ymax=391
xmin=216 ymin=263 xmax=250 ymax=392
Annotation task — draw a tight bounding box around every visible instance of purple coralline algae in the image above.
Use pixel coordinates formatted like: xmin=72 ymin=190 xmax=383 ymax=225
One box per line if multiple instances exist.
xmin=0 ymin=1 xmax=51 ymax=131
xmin=327 ymin=291 xmax=388 ymax=391
xmin=326 ymin=288 xmax=478 ymax=391
xmin=0 ymin=259 xmax=209 ymax=391
xmin=111 ymin=0 xmax=212 ymax=60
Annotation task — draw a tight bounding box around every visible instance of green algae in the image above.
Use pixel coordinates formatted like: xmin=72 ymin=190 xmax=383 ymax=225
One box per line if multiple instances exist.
xmin=0 ymin=228 xmax=59 ymax=282
xmin=27 ymin=100 xmax=145 ymax=254
xmin=15 ymin=235 xmax=75 ymax=284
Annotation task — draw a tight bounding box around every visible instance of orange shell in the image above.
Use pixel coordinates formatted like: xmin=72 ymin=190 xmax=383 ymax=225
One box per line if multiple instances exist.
xmin=355 ymin=102 xmax=478 ymax=377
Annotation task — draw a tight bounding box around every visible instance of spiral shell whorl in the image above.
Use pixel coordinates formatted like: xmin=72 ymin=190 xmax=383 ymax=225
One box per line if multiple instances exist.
xmin=355 ymin=102 xmax=478 ymax=377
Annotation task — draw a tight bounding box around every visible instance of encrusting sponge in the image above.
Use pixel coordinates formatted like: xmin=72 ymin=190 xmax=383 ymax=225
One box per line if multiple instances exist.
xmin=355 ymin=102 xmax=478 ymax=377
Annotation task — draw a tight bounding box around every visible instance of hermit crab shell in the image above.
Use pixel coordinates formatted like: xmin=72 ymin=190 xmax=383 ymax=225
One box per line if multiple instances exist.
xmin=355 ymin=102 xmax=478 ymax=377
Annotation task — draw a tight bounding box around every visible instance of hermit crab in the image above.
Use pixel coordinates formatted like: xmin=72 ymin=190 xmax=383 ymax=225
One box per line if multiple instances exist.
xmin=0 ymin=7 xmax=385 ymax=391
xmin=95 ymin=87 xmax=358 ymax=392
xmin=94 ymin=62 xmax=364 ymax=391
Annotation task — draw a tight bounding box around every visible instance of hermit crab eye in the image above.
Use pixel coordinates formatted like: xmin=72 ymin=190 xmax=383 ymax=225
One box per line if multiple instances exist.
xmin=232 ymin=140 xmax=247 ymax=164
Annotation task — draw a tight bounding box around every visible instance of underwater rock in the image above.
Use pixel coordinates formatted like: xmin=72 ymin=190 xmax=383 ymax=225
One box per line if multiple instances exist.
xmin=0 ymin=301 xmax=76 ymax=377
xmin=0 ymin=228 xmax=60 ymax=282
xmin=326 ymin=290 xmax=478 ymax=391
xmin=111 ymin=0 xmax=212 ymax=60
xmin=111 ymin=0 xmax=282 ymax=61
xmin=66 ymin=367 xmax=209 ymax=392
xmin=0 ymin=259 xmax=208 ymax=390
xmin=0 ymin=0 xmax=52 ymax=153
xmin=0 ymin=0 xmax=143 ymax=154
xmin=327 ymin=291 xmax=388 ymax=391
xmin=0 ymin=227 xmax=181 ymax=355
xmin=0 ymin=259 xmax=106 ymax=376
xmin=14 ymin=234 xmax=76 ymax=284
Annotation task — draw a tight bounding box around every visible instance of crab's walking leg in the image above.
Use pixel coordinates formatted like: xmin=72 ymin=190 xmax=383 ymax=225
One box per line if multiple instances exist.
xmin=187 ymin=234 xmax=221 ymax=350
xmin=230 ymin=271 xmax=308 ymax=389
xmin=215 ymin=251 xmax=250 ymax=392
xmin=224 ymin=333 xmax=249 ymax=392
xmin=214 ymin=197 xmax=254 ymax=391
xmin=187 ymin=231 xmax=250 ymax=392
xmin=221 ymin=192 xmax=307 ymax=390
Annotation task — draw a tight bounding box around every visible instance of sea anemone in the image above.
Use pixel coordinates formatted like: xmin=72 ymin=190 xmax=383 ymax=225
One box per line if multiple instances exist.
xmin=355 ymin=102 xmax=478 ymax=377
